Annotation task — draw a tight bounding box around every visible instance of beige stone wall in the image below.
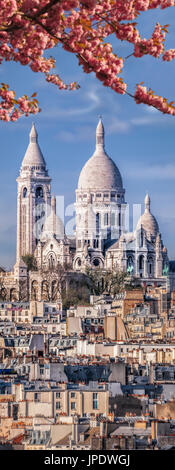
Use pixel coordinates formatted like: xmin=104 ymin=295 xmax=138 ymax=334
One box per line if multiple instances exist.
xmin=18 ymin=400 xmax=52 ymax=418
xmin=154 ymin=402 xmax=175 ymax=419
xmin=51 ymin=424 xmax=72 ymax=445
xmin=123 ymin=290 xmax=144 ymax=317
xmin=112 ymin=290 xmax=144 ymax=318
xmin=53 ymin=388 xmax=109 ymax=417
xmin=24 ymin=390 xmax=53 ymax=403
xmin=66 ymin=317 xmax=83 ymax=336
xmin=0 ymin=306 xmax=32 ymax=323
xmin=104 ymin=316 xmax=117 ymax=341
xmin=83 ymin=390 xmax=109 ymax=416
xmin=8 ymin=387 xmax=109 ymax=419
xmin=0 ymin=401 xmax=10 ymax=418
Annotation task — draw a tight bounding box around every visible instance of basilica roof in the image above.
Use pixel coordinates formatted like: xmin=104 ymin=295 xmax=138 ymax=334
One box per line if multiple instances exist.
xmin=78 ymin=119 xmax=123 ymax=191
xmin=21 ymin=123 xmax=46 ymax=168
xmin=136 ymin=194 xmax=159 ymax=238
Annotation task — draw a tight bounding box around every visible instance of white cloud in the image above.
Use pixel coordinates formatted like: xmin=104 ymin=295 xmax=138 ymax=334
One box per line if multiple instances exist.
xmin=145 ymin=105 xmax=159 ymax=114
xmin=128 ymin=164 xmax=175 ymax=180
xmin=107 ymin=117 xmax=130 ymax=134
xmin=130 ymin=116 xmax=159 ymax=126
xmin=57 ymin=125 xmax=94 ymax=142
xmin=40 ymin=86 xmax=102 ymax=120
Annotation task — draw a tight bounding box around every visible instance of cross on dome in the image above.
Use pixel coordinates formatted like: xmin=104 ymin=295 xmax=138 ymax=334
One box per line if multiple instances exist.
xmin=96 ymin=117 xmax=105 ymax=149
xmin=145 ymin=193 xmax=150 ymax=212
xmin=30 ymin=122 xmax=38 ymax=143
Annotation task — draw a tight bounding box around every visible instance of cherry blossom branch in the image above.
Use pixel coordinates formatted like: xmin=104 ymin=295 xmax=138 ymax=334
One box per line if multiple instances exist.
xmin=0 ymin=0 xmax=175 ymax=120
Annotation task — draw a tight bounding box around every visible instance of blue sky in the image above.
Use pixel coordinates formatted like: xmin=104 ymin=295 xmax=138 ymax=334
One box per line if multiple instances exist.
xmin=0 ymin=5 xmax=175 ymax=269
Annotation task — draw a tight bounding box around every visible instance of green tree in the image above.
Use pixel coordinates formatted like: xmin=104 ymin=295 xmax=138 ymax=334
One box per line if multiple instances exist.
xmin=85 ymin=267 xmax=128 ymax=296
xmin=62 ymin=286 xmax=90 ymax=310
xmin=22 ymin=254 xmax=37 ymax=272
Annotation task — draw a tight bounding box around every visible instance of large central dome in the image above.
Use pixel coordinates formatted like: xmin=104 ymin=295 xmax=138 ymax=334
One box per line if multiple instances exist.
xmin=78 ymin=119 xmax=123 ymax=191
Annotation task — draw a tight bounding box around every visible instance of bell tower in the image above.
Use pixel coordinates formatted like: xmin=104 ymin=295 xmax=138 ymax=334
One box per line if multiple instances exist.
xmin=16 ymin=124 xmax=51 ymax=261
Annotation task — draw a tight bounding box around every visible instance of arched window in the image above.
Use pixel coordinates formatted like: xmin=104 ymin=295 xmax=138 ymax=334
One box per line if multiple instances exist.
xmin=111 ymin=212 xmax=115 ymax=227
xmin=96 ymin=213 xmax=100 ymax=235
xmin=23 ymin=187 xmax=27 ymax=198
xmin=104 ymin=213 xmax=108 ymax=226
xmin=93 ymin=258 xmax=100 ymax=267
xmin=31 ymin=281 xmax=38 ymax=301
xmin=127 ymin=256 xmax=134 ymax=273
xmin=139 ymin=255 xmax=144 ymax=270
xmin=140 ymin=231 xmax=143 ymax=247
xmin=51 ymin=280 xmax=58 ymax=301
xmin=41 ymin=281 xmax=49 ymax=301
xmin=49 ymin=254 xmax=55 ymax=270
xmin=36 ymin=186 xmax=43 ymax=199
xmin=148 ymin=256 xmax=154 ymax=276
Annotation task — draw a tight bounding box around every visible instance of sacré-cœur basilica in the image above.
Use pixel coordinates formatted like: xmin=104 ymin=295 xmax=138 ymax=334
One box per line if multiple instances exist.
xmin=0 ymin=118 xmax=173 ymax=302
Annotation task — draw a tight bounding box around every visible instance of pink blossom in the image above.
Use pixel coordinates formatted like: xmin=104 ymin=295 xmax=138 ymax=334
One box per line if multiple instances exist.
xmin=0 ymin=0 xmax=174 ymax=120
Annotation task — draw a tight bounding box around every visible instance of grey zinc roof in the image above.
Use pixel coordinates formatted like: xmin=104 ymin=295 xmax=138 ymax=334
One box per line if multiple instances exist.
xmin=29 ymin=334 xmax=44 ymax=351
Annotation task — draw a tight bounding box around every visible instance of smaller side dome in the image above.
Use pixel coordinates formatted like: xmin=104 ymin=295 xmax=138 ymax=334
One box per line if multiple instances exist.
xmin=41 ymin=197 xmax=64 ymax=241
xmin=21 ymin=123 xmax=46 ymax=169
xmin=136 ymin=193 xmax=159 ymax=238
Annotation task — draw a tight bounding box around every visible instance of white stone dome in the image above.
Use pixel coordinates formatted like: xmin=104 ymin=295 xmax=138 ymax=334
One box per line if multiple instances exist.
xmin=22 ymin=123 xmax=46 ymax=168
xmin=42 ymin=213 xmax=64 ymax=240
xmin=41 ymin=196 xmax=64 ymax=241
xmin=136 ymin=194 xmax=159 ymax=237
xmin=78 ymin=119 xmax=123 ymax=191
